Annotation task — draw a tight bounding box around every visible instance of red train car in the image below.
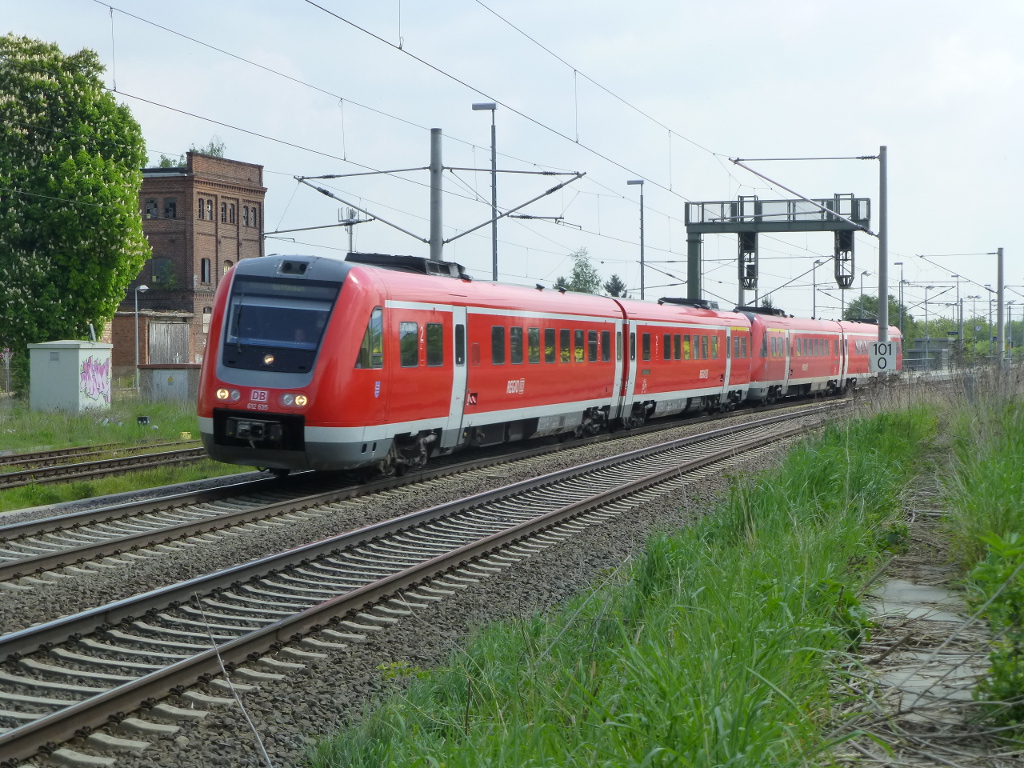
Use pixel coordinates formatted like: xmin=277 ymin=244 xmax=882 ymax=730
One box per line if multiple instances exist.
xmin=197 ymin=253 xmax=899 ymax=475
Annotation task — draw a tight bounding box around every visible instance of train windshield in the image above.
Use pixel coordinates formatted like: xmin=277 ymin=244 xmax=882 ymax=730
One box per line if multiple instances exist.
xmin=222 ymin=276 xmax=340 ymax=373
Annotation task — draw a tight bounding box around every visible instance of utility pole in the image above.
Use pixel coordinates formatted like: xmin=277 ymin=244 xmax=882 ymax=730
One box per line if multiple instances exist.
xmin=429 ymin=128 xmax=443 ymax=261
xmin=877 ymin=145 xmax=889 ymax=340
xmin=997 ymin=247 xmax=1005 ymax=361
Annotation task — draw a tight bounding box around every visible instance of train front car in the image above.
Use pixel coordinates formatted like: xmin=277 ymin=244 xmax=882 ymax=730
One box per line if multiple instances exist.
xmin=198 ymin=255 xmax=358 ymax=473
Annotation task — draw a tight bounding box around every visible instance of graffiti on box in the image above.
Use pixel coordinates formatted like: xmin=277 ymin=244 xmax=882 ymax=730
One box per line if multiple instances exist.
xmin=80 ymin=356 xmax=111 ymax=403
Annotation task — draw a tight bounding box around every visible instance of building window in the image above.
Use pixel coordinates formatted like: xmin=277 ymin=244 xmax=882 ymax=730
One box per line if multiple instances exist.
xmin=223 ymin=260 xmax=233 ymax=274
xmin=164 ymin=198 xmax=176 ymax=218
xmin=144 ymin=198 xmax=158 ymax=218
xmin=201 ymin=258 xmax=211 ymax=284
xmin=229 ymin=203 xmax=236 ymax=224
xmin=206 ymin=199 xmax=213 ymax=220
xmin=198 ymin=197 xmax=205 ymax=219
xmin=202 ymin=307 xmax=213 ymax=335
xmin=220 ymin=202 xmax=227 ymax=222
xmin=243 ymin=206 xmax=249 ymax=227
xmin=152 ymin=257 xmax=173 ymax=284
xmin=250 ymin=205 xmax=258 ymax=229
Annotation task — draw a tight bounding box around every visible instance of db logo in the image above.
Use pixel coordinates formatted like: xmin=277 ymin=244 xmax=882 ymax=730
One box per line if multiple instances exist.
xmin=468 ymin=392 xmax=478 ymax=405
xmin=250 ymin=389 xmax=269 ymax=402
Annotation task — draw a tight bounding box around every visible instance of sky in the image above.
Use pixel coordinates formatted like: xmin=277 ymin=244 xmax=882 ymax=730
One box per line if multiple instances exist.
xmin=6 ymin=0 xmax=1024 ymax=325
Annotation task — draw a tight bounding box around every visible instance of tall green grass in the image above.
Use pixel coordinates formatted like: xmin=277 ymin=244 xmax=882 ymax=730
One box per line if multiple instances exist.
xmin=309 ymin=407 xmax=935 ymax=768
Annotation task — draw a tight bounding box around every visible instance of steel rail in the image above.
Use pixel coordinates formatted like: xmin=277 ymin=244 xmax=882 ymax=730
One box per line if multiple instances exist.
xmin=0 ymin=417 xmax=817 ymax=764
xmin=0 ymin=404 xmax=841 ymax=582
xmin=0 ymin=440 xmax=198 ymax=469
xmin=0 ymin=448 xmax=208 ymax=490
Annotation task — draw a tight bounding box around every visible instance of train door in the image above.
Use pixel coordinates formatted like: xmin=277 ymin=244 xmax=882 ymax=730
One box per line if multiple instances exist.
xmin=440 ymin=306 xmax=468 ymax=450
xmin=618 ymin=320 xmax=639 ymax=420
xmin=610 ymin=322 xmax=627 ymax=420
xmin=784 ymin=329 xmax=792 ymax=395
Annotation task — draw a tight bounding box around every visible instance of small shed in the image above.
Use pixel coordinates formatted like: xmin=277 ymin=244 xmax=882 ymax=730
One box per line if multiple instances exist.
xmin=28 ymin=340 xmax=113 ymax=412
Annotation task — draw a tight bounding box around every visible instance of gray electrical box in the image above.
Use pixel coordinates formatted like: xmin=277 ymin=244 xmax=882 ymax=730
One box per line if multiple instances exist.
xmin=28 ymin=340 xmax=113 ymax=413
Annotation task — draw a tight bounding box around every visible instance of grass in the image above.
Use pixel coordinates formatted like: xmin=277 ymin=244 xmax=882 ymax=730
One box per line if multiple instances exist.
xmin=308 ymin=406 xmax=936 ymax=768
xmin=0 ymin=398 xmax=244 ymax=512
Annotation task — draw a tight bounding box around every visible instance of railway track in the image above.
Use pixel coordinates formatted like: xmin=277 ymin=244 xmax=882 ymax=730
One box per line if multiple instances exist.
xmin=0 ymin=401 xmax=846 ymax=585
xmin=0 ymin=443 xmax=205 ymax=491
xmin=0 ymin=407 xmax=825 ymax=765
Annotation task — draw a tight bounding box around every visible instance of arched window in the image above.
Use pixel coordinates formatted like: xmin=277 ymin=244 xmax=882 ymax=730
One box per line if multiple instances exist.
xmin=243 ymin=205 xmax=250 ymax=227
xmin=198 ymin=197 xmax=205 ymax=220
xmin=250 ymin=205 xmax=258 ymax=229
xmin=202 ymin=306 xmax=213 ymax=335
xmin=229 ymin=203 xmax=236 ymax=224
xmin=220 ymin=202 xmax=227 ymax=222
xmin=206 ymin=199 xmax=213 ymax=220
xmin=223 ymin=260 xmax=234 ymax=274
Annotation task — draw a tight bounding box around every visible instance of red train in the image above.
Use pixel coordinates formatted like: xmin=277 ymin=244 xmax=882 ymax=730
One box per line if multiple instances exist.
xmin=197 ymin=253 xmax=902 ymax=475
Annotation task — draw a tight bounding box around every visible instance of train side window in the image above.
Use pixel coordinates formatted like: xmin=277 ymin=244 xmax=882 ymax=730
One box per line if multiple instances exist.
xmin=701 ymin=335 xmax=709 ymax=359
xmin=354 ymin=307 xmax=384 ymax=369
xmin=400 ymin=322 xmax=419 ymax=367
xmin=733 ymin=336 xmax=739 ymax=359
xmin=711 ymin=336 xmax=719 ymax=359
xmin=528 ymin=327 xmax=541 ymax=363
xmin=741 ymin=337 xmax=747 ymax=358
xmin=642 ymin=333 xmax=651 ymax=361
xmin=630 ymin=332 xmax=636 ymax=361
xmin=663 ymin=333 xmax=671 ymax=361
xmin=426 ymin=323 xmax=444 ymax=366
xmin=683 ymin=334 xmax=691 ymax=360
xmin=510 ymin=327 xmax=524 ymax=364
xmin=544 ymin=328 xmax=556 ymax=363
xmin=616 ymin=330 xmax=622 ymax=361
xmin=588 ymin=330 xmax=598 ymax=362
xmin=574 ymin=330 xmax=585 ymax=362
xmin=760 ymin=334 xmax=767 ymax=358
xmin=492 ymin=326 xmax=506 ymax=365
xmin=771 ymin=337 xmax=776 ymax=357
xmin=601 ymin=330 xmax=611 ymax=362
xmin=674 ymin=334 xmax=681 ymax=360
xmin=455 ymin=325 xmax=466 ymax=365
xmin=560 ymin=329 xmax=571 ymax=362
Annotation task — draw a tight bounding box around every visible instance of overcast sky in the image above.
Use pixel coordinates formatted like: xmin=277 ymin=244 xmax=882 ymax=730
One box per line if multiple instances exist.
xmin=7 ymin=0 xmax=1024 ymax=323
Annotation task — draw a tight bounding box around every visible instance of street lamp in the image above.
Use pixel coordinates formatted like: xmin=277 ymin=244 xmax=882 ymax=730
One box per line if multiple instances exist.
xmin=812 ymin=259 xmax=825 ymax=318
xmin=627 ymin=179 xmax=645 ymax=300
xmin=893 ymin=261 xmax=904 ymax=335
xmin=859 ymin=270 xmax=871 ymax=319
xmin=472 ymin=102 xmax=498 ymax=281
xmin=134 ymin=284 xmax=149 ymax=393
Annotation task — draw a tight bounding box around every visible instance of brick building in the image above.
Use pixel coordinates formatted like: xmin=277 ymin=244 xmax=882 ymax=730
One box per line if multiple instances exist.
xmin=110 ymin=152 xmax=266 ymax=379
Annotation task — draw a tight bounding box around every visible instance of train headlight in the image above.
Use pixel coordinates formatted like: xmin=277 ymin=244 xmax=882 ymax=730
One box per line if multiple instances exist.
xmin=279 ymin=393 xmax=309 ymax=408
xmin=216 ymin=388 xmax=241 ymax=402
xmin=263 ymin=354 xmax=275 ymax=366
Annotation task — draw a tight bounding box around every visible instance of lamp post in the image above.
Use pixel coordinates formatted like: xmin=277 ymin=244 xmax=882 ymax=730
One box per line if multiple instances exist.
xmin=860 ymin=270 xmax=871 ymax=319
xmin=134 ymin=284 xmax=149 ymax=393
xmin=812 ymin=259 xmax=824 ymax=318
xmin=472 ymin=102 xmax=498 ymax=281
xmin=626 ymin=179 xmax=645 ymax=300
xmin=894 ymin=261 xmax=904 ymax=335
xmin=924 ymin=285 xmax=935 ymax=370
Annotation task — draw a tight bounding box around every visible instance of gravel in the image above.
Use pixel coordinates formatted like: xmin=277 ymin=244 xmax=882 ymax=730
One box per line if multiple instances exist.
xmin=8 ymin=411 xmax=803 ymax=767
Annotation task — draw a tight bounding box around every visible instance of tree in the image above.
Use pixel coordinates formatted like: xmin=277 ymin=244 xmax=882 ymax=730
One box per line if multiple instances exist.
xmin=158 ymin=137 xmax=226 ymax=168
xmin=0 ymin=35 xmax=150 ymax=383
xmin=603 ymin=274 xmax=628 ymax=298
xmin=554 ymin=248 xmax=602 ymax=294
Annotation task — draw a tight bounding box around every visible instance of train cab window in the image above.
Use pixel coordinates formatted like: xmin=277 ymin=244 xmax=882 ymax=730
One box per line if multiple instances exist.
xmin=601 ymin=330 xmax=611 ymax=362
xmin=630 ymin=332 xmax=636 ymax=361
xmin=642 ymin=333 xmax=651 ymax=361
xmin=400 ymin=322 xmax=419 ymax=367
xmin=544 ymin=328 xmax=556 ymax=362
xmin=510 ymin=327 xmax=524 ymax=364
xmin=426 ymin=323 xmax=444 ymax=366
xmin=492 ymin=326 xmax=506 ymax=365
xmin=560 ymin=329 xmax=571 ymax=362
xmin=355 ymin=307 xmax=384 ymax=369
xmin=455 ymin=325 xmax=466 ymax=365
xmin=528 ymin=327 xmax=541 ymax=363
xmin=616 ymin=331 xmax=622 ymax=361
xmin=673 ymin=334 xmax=681 ymax=360
xmin=711 ymin=336 xmax=719 ymax=359
xmin=575 ymin=330 xmax=585 ymax=362
xmin=684 ymin=334 xmax=692 ymax=360
xmin=663 ymin=333 xmax=671 ymax=361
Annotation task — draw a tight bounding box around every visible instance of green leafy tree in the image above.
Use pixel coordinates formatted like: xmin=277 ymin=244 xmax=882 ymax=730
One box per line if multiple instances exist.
xmin=554 ymin=248 xmax=602 ymax=294
xmin=603 ymin=274 xmax=628 ymax=298
xmin=158 ymin=137 xmax=226 ymax=168
xmin=0 ymin=34 xmax=150 ymax=381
